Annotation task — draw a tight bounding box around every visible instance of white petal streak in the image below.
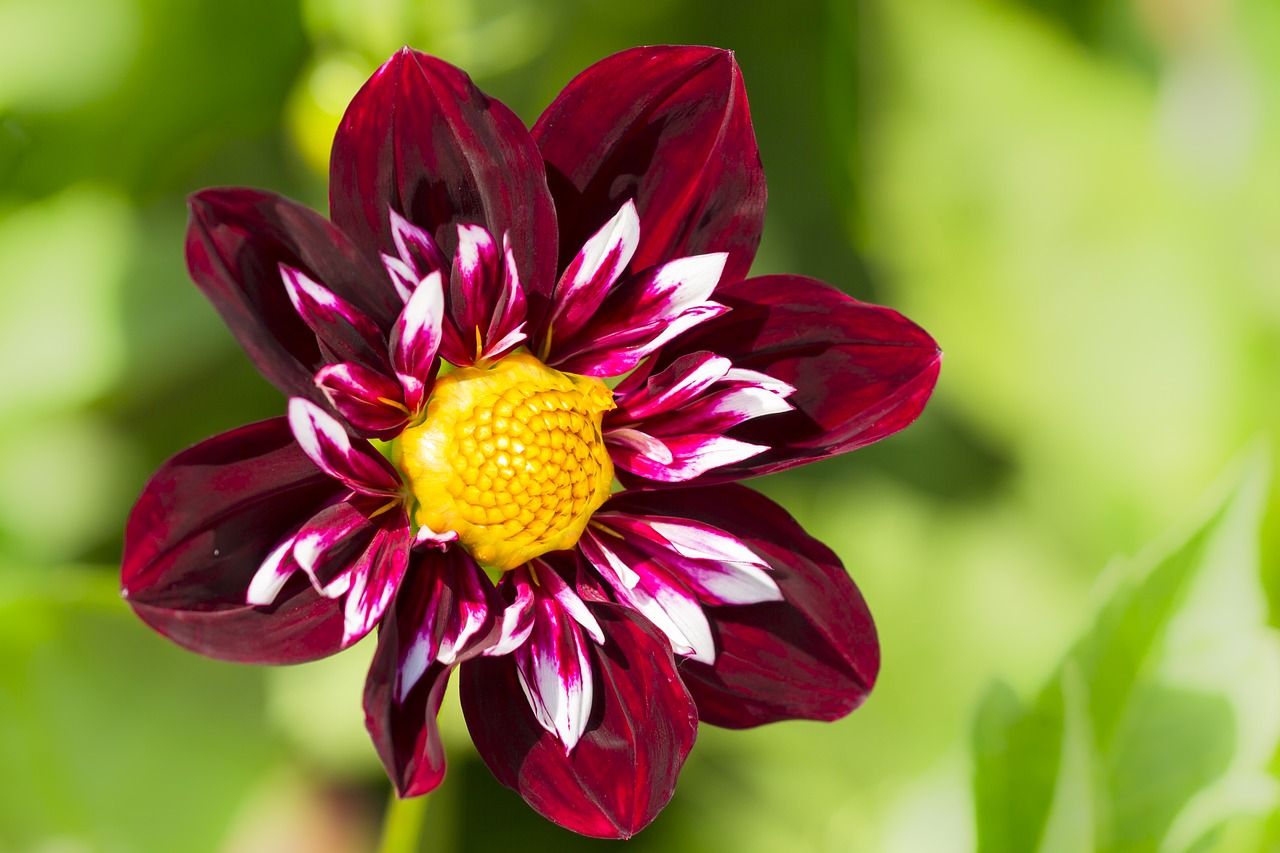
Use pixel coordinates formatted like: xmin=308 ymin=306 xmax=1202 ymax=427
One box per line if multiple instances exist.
xmin=580 ymin=530 xmax=641 ymax=589
xmin=647 ymin=518 xmax=769 ymax=566
xmin=485 ymin=570 xmax=537 ymax=657
xmin=536 ymin=562 xmax=605 ymax=644
xmin=622 ymin=353 xmax=731 ymax=420
xmin=389 ymin=207 xmax=445 ymax=283
xmin=246 ymin=534 xmax=298 ymax=605
xmin=619 ymin=434 xmax=765 ymax=482
xmin=604 ymin=427 xmax=673 ymax=465
xmin=705 ymin=386 xmax=794 ymax=422
xmin=435 ymin=562 xmax=490 ymax=666
xmin=398 ymin=630 xmax=435 ymax=703
xmin=382 ymin=254 xmax=417 ymax=303
xmin=723 ymin=366 xmax=796 ymax=397
xmin=580 ymin=531 xmax=715 ymax=663
xmin=554 ymin=200 xmax=640 ymax=318
xmin=595 ymin=512 xmax=782 ymax=607
xmin=622 ymin=578 xmax=715 ymax=663
xmin=391 ymin=269 xmax=445 ymax=410
xmin=287 ymin=397 xmax=400 ymax=495
xmin=340 ymin=529 xmax=408 ymax=646
xmin=679 ymin=559 xmax=781 ymax=606
xmin=516 ymin=605 xmax=594 ymax=753
xmin=454 ymin=224 xmax=492 ymax=281
xmin=646 ymin=252 xmax=726 ymax=311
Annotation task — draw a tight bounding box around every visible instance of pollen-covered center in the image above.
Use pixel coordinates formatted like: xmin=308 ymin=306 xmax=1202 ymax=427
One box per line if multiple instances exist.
xmin=395 ymin=351 xmax=615 ymax=572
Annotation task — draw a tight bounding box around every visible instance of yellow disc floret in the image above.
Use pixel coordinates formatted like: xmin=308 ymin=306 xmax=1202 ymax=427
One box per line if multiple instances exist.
xmin=395 ymin=352 xmax=615 ymax=572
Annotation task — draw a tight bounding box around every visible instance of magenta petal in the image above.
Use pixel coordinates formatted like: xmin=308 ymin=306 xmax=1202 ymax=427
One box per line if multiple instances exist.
xmin=534 ymin=46 xmax=765 ymax=289
xmin=314 ymin=362 xmax=410 ymax=437
xmin=640 ymin=275 xmax=942 ymax=485
xmin=536 ymin=200 xmax=640 ymax=350
xmin=185 ymin=188 xmax=400 ymax=406
xmin=550 ymin=254 xmax=728 ymax=376
xmin=340 ymin=522 xmax=411 ymax=646
xmin=483 ymin=235 xmax=529 ymax=361
xmin=579 ymin=532 xmax=715 ymax=663
xmin=609 ymin=432 xmax=766 ymax=483
xmin=610 ymin=351 xmax=731 ymax=420
xmin=330 ymin=48 xmax=556 ymax=299
xmin=513 ymin=588 xmax=595 ymax=751
xmin=389 ymin=270 xmax=445 ymax=412
xmin=608 ymin=485 xmax=877 ymax=727
xmin=448 ymin=225 xmax=501 ymax=343
xmin=290 ymin=499 xmax=379 ymax=594
xmin=388 ymin=208 xmax=447 ymax=287
xmin=121 ymin=418 xmax=347 ymax=664
xmin=365 ymin=549 xmax=499 ymax=797
xmin=287 ymin=398 xmax=402 ymax=495
xmin=460 ymin=605 xmax=698 ymax=839
xmin=279 ymin=264 xmax=391 ymax=372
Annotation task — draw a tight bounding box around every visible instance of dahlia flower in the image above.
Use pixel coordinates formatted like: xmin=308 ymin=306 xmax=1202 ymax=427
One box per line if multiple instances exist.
xmin=122 ymin=45 xmax=940 ymax=838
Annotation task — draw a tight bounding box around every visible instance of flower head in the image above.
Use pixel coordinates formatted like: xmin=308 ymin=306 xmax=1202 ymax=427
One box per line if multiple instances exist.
xmin=122 ymin=45 xmax=941 ymax=838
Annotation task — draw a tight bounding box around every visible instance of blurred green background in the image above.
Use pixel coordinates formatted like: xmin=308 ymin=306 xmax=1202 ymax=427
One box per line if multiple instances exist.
xmin=2 ymin=0 xmax=1280 ymax=850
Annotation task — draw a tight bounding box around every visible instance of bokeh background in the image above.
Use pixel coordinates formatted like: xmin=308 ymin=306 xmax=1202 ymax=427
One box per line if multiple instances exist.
xmin=3 ymin=0 xmax=1280 ymax=850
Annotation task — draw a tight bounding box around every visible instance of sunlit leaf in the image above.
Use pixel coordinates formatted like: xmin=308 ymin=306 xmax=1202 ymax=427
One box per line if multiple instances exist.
xmin=974 ymin=454 xmax=1280 ymax=853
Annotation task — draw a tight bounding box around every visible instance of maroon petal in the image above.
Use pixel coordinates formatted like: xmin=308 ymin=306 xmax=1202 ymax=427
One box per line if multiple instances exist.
xmin=641 ymin=275 xmax=942 ymax=485
xmin=533 ymin=46 xmax=765 ymax=291
xmin=330 ymin=48 xmax=556 ymax=298
xmin=608 ymin=484 xmax=878 ymax=728
xmin=121 ymin=418 xmax=347 ymax=664
xmin=185 ymin=188 xmax=400 ymax=405
xmin=365 ymin=549 xmax=499 ymax=797
xmin=460 ymin=604 xmax=698 ymax=839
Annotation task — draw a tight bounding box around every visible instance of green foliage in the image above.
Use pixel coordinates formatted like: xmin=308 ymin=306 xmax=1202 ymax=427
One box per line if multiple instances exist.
xmin=0 ymin=567 xmax=279 ymax=853
xmin=974 ymin=458 xmax=1280 ymax=853
xmin=0 ymin=0 xmax=1277 ymax=849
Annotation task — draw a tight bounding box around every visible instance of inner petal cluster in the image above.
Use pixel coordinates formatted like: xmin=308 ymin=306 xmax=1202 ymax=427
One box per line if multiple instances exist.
xmin=396 ymin=352 xmax=615 ymax=571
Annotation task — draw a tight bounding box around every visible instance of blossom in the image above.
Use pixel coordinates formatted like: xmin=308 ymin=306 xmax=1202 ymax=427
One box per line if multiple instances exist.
xmin=121 ymin=46 xmax=941 ymax=838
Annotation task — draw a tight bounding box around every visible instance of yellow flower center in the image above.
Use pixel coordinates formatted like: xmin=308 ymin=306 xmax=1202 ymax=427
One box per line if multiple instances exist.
xmin=394 ymin=351 xmax=615 ymax=572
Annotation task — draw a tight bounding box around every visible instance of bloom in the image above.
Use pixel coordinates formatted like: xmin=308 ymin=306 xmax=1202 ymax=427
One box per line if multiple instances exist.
xmin=122 ymin=46 xmax=940 ymax=838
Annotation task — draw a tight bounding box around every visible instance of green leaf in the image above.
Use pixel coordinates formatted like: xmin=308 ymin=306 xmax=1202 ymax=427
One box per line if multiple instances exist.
xmin=973 ymin=454 xmax=1280 ymax=853
xmin=973 ymin=678 xmax=1063 ymax=852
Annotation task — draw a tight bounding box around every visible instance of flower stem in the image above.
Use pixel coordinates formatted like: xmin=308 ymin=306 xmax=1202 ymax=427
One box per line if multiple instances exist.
xmin=377 ymin=789 xmax=430 ymax=853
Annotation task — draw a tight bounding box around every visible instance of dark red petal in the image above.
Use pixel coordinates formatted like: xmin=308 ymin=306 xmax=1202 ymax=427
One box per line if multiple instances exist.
xmin=330 ymin=49 xmax=556 ymax=298
xmin=608 ymin=485 xmax=878 ymax=728
xmin=460 ymin=605 xmax=697 ymax=839
xmin=641 ymin=275 xmax=941 ymax=485
xmin=364 ymin=550 xmax=499 ymax=797
xmin=121 ymin=418 xmax=347 ymax=664
xmin=185 ymin=188 xmax=401 ymax=404
xmin=533 ymin=46 xmax=765 ymax=297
